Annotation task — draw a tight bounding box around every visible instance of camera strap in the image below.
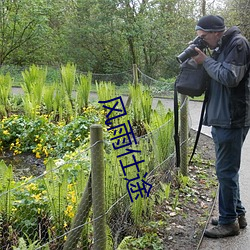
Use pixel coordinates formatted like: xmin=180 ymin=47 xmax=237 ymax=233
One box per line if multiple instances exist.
xmin=174 ymin=85 xmax=208 ymax=168
xmin=189 ymin=91 xmax=208 ymax=164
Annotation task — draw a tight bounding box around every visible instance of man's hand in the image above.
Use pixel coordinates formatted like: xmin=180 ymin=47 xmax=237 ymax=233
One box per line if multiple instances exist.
xmin=192 ymin=47 xmax=207 ymax=64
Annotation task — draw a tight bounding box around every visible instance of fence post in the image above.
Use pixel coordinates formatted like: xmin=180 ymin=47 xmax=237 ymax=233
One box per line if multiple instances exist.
xmin=91 ymin=124 xmax=106 ymax=250
xmin=180 ymin=94 xmax=188 ymax=176
xmin=63 ymin=175 xmax=92 ymax=250
xmin=133 ymin=64 xmax=138 ymax=86
xmin=126 ymin=64 xmax=138 ymax=108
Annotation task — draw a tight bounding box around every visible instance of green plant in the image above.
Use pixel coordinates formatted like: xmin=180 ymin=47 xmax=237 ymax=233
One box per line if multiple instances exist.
xmin=76 ymin=72 xmax=92 ymax=111
xmin=12 ymin=177 xmax=49 ymax=241
xmin=96 ymin=81 xmax=116 ymax=102
xmin=52 ymin=81 xmax=74 ymax=122
xmin=145 ymin=100 xmax=174 ymax=164
xmin=43 ymin=159 xmax=68 ymax=223
xmin=21 ymin=65 xmax=47 ymax=118
xmin=129 ymin=83 xmax=152 ymax=125
xmin=172 ymin=190 xmax=180 ymax=210
xmin=60 ymin=62 xmax=76 ymax=102
xmin=0 ymin=161 xmax=15 ymax=222
xmin=13 ymin=233 xmax=49 ymax=250
xmin=43 ymin=84 xmax=55 ymax=114
xmin=157 ymin=182 xmax=171 ymax=204
xmin=0 ymin=73 xmax=12 ymax=117
xmin=178 ymin=173 xmax=191 ymax=189
xmin=117 ymin=233 xmax=163 ymax=249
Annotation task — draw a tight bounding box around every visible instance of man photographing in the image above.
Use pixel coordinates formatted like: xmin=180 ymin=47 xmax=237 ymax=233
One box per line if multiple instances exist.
xmin=192 ymin=15 xmax=250 ymax=238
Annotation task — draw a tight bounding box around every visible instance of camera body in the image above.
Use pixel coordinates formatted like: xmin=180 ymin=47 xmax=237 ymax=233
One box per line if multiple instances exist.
xmin=176 ymin=36 xmax=208 ymax=63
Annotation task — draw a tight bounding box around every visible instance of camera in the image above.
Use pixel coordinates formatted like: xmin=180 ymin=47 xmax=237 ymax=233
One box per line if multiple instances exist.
xmin=176 ymin=36 xmax=208 ymax=64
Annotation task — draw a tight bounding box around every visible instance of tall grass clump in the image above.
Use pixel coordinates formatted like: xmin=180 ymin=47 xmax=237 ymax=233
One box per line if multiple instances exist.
xmin=60 ymin=63 xmax=76 ymax=103
xmin=21 ymin=65 xmax=47 ymax=118
xmin=129 ymin=83 xmax=152 ymax=124
xmin=0 ymin=73 xmax=12 ymax=117
xmin=76 ymin=72 xmax=92 ymax=112
xmin=43 ymin=84 xmax=56 ymax=114
xmin=145 ymin=100 xmax=174 ymax=164
xmin=96 ymin=81 xmax=116 ymax=102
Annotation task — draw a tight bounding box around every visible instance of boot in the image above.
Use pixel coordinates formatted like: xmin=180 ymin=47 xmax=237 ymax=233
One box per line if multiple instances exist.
xmin=204 ymin=222 xmax=240 ymax=238
xmin=211 ymin=214 xmax=247 ymax=229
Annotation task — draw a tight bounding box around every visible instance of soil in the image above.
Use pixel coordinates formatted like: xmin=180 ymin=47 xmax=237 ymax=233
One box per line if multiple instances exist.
xmin=0 ymin=152 xmax=45 ymax=180
xmin=159 ymin=130 xmax=217 ymax=250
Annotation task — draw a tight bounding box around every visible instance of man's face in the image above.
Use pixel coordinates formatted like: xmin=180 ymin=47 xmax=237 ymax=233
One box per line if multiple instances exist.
xmin=196 ymin=30 xmax=221 ymax=49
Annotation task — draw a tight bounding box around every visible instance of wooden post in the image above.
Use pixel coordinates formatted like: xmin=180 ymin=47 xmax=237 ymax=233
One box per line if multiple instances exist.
xmin=133 ymin=63 xmax=138 ymax=86
xmin=91 ymin=124 xmax=106 ymax=250
xmin=126 ymin=64 xmax=138 ymax=108
xmin=63 ymin=175 xmax=92 ymax=250
xmin=180 ymin=94 xmax=188 ymax=176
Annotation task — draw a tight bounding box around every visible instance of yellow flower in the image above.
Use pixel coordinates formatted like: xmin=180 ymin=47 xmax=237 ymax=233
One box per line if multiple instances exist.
xmin=12 ymin=207 xmax=17 ymax=212
xmin=65 ymin=205 xmax=74 ymax=218
xmin=3 ymin=130 xmax=9 ymax=135
xmin=32 ymin=193 xmax=42 ymax=201
xmin=36 ymin=152 xmax=41 ymax=159
xmin=71 ymin=195 xmax=76 ymax=204
xmin=26 ymin=183 xmax=37 ymax=191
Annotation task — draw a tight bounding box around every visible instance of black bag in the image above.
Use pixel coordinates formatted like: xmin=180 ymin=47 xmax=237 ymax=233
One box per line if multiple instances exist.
xmin=175 ymin=58 xmax=208 ymax=97
xmin=174 ymin=58 xmax=209 ymax=168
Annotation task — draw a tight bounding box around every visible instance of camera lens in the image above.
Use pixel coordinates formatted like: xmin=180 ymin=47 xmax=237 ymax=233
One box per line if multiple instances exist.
xmin=176 ymin=45 xmax=198 ymax=63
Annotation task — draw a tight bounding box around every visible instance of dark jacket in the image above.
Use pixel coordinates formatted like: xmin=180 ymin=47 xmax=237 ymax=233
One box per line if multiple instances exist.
xmin=203 ymin=26 xmax=250 ymax=128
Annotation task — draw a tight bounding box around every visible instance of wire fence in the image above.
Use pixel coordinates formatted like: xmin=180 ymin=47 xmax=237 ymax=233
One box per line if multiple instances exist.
xmin=0 ymin=66 xmax=190 ymax=249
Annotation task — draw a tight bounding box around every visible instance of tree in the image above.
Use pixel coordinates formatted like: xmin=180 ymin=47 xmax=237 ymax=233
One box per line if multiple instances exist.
xmin=0 ymin=0 xmax=50 ymax=65
xmin=220 ymin=0 xmax=250 ymax=39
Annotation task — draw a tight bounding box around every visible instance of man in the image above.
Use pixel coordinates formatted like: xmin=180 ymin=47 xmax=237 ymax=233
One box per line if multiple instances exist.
xmin=192 ymin=15 xmax=250 ymax=238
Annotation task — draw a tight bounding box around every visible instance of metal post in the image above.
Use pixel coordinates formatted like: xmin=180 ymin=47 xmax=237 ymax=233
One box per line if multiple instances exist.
xmin=180 ymin=94 xmax=189 ymax=176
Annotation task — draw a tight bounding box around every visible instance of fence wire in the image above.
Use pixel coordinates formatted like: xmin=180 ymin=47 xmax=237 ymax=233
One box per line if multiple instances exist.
xmin=0 ymin=68 xmax=191 ymax=249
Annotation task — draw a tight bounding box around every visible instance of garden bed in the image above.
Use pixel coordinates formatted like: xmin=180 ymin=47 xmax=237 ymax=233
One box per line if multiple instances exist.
xmin=161 ymin=131 xmax=217 ymax=250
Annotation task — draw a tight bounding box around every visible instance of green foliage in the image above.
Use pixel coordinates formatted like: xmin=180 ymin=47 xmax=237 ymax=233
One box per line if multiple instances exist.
xmin=21 ymin=65 xmax=47 ymax=118
xmin=129 ymin=83 xmax=152 ymax=124
xmin=43 ymin=85 xmax=56 ymax=113
xmin=117 ymin=233 xmax=163 ymax=250
xmin=156 ymin=182 xmax=171 ymax=204
xmin=0 ymin=111 xmax=99 ymax=158
xmin=0 ymin=161 xmax=14 ymax=222
xmin=76 ymin=72 xmax=92 ymax=111
xmin=145 ymin=100 xmax=174 ymax=164
xmin=96 ymin=81 xmax=117 ymax=101
xmin=0 ymin=0 xmax=228 ymax=77
xmin=13 ymin=235 xmax=46 ymax=250
xmin=61 ymin=62 xmax=76 ymax=101
xmin=0 ymin=74 xmax=178 ymax=248
xmin=12 ymin=177 xmax=48 ymax=240
xmin=43 ymin=159 xmax=68 ymax=230
xmin=0 ymin=73 xmax=12 ymax=116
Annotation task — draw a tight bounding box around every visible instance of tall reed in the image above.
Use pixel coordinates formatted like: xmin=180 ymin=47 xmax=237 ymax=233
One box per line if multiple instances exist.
xmin=145 ymin=100 xmax=174 ymax=164
xmin=43 ymin=159 xmax=69 ymax=234
xmin=129 ymin=83 xmax=152 ymax=124
xmin=21 ymin=65 xmax=47 ymax=118
xmin=43 ymin=84 xmax=55 ymax=114
xmin=96 ymin=81 xmax=116 ymax=102
xmin=0 ymin=73 xmax=12 ymax=116
xmin=61 ymin=63 xmax=76 ymax=102
xmin=76 ymin=72 xmax=92 ymax=112
xmin=0 ymin=161 xmax=14 ymax=222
